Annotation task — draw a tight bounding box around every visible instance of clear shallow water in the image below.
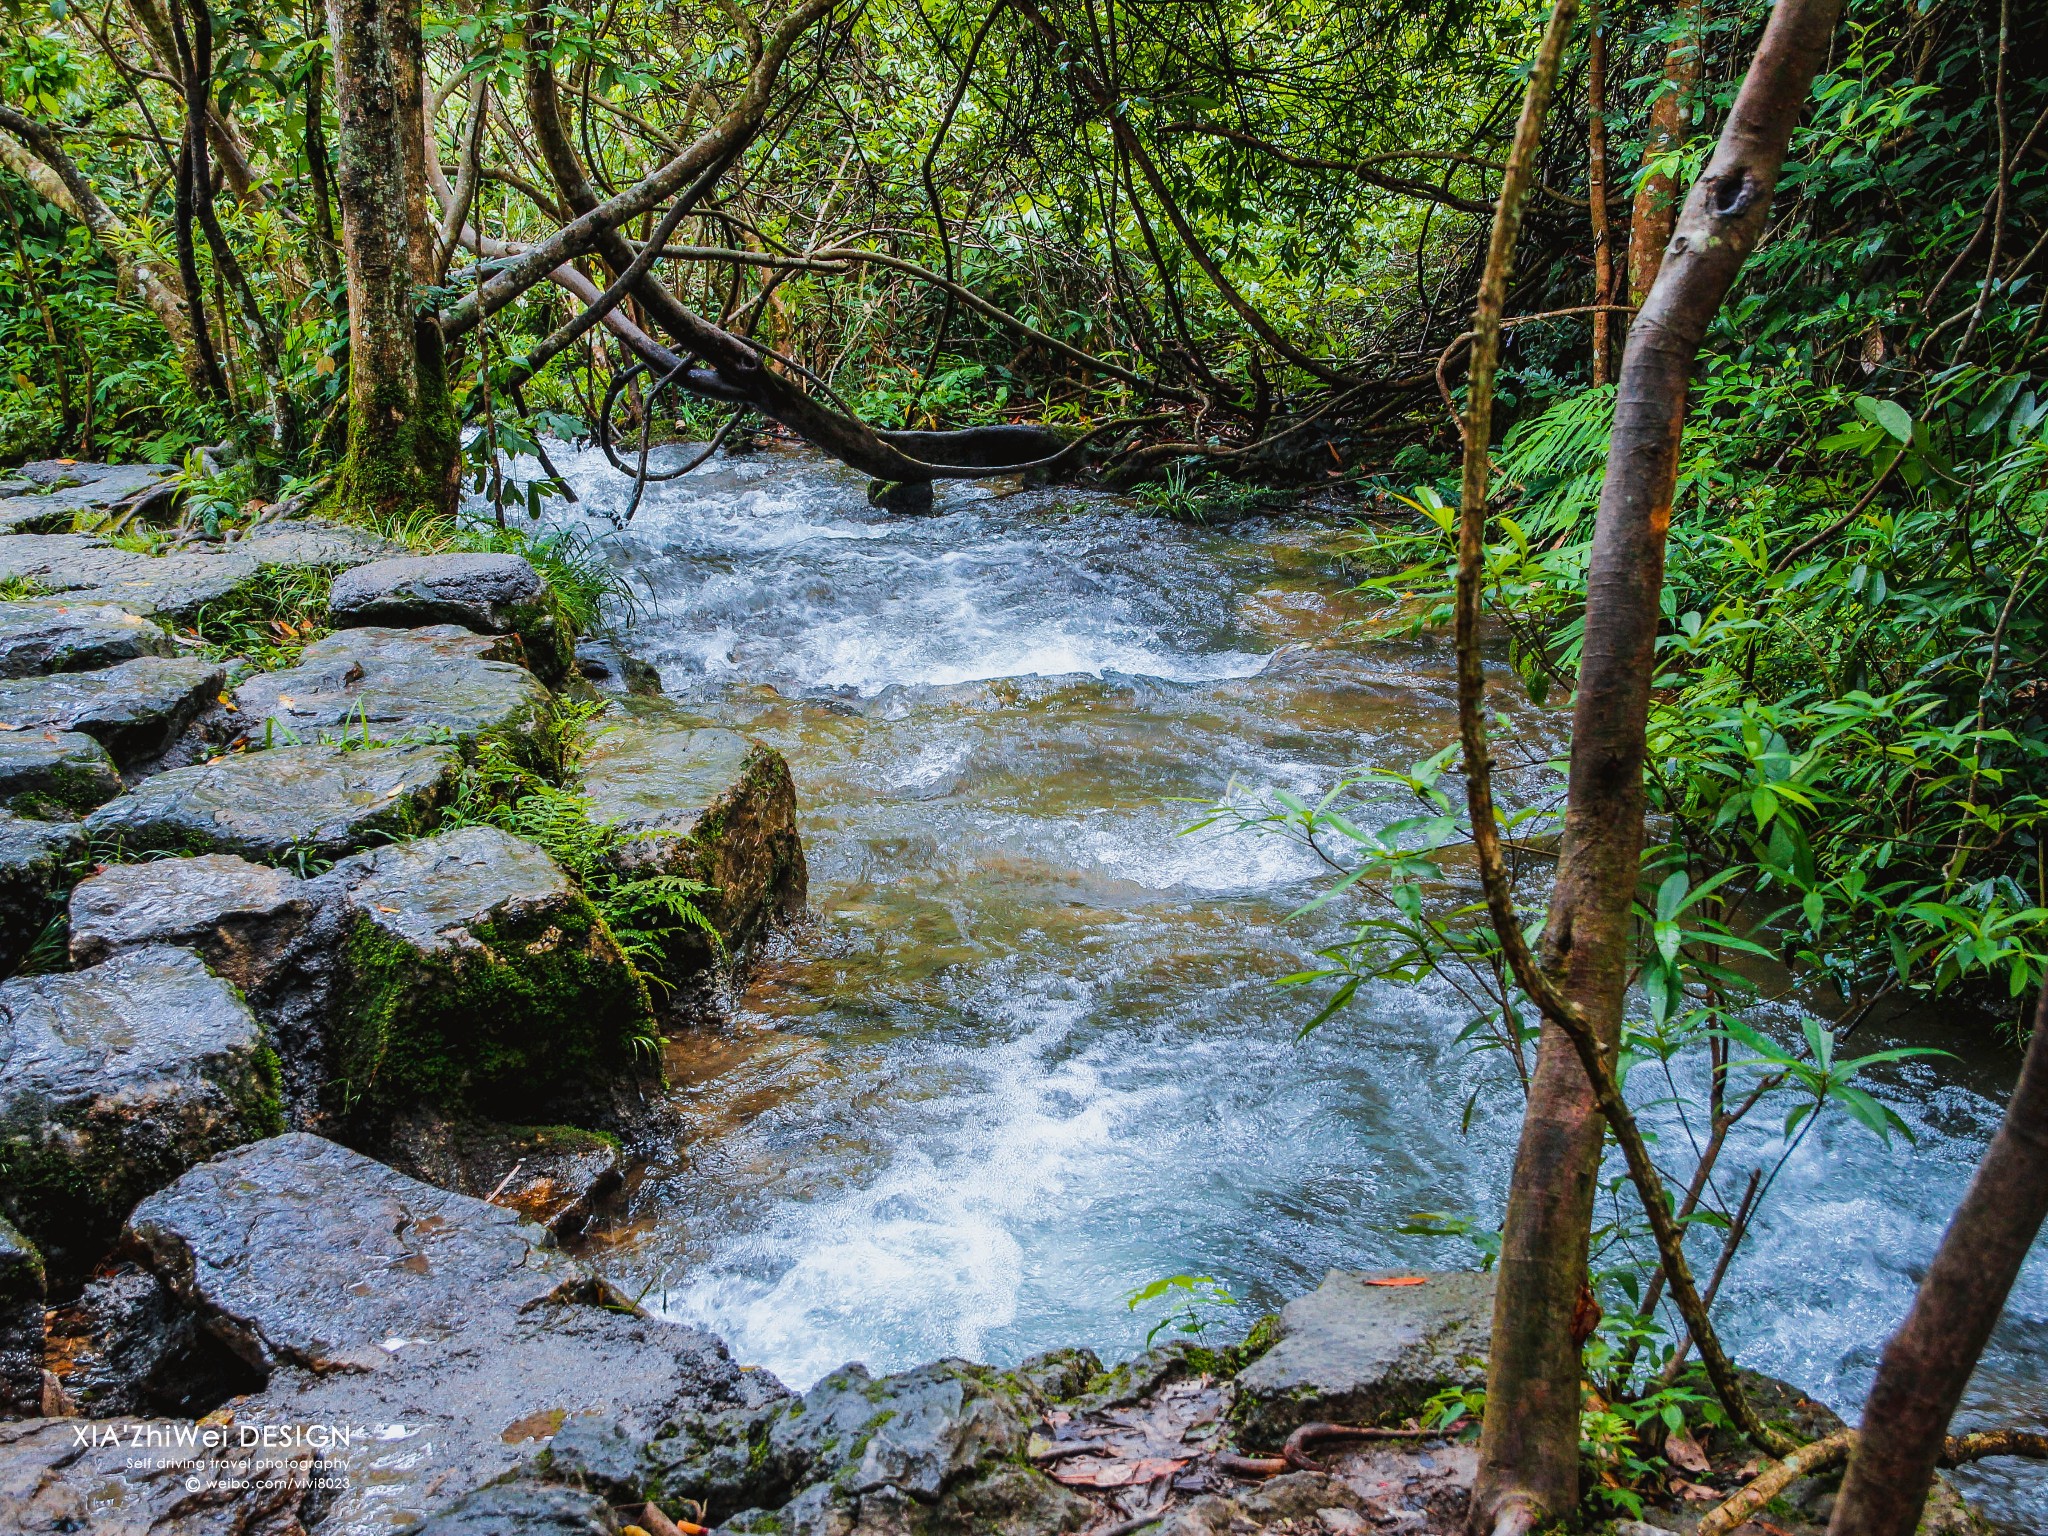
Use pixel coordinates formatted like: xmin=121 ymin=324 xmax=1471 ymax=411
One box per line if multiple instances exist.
xmin=524 ymin=442 xmax=2045 ymax=1526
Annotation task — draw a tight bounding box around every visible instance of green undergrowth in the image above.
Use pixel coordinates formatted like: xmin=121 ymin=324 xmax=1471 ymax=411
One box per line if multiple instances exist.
xmin=185 ymin=562 xmax=333 ymax=669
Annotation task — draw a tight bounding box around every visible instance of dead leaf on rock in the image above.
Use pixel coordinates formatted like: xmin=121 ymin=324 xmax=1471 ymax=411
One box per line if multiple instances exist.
xmin=1665 ymin=1426 xmax=1711 ymax=1473
xmin=1051 ymin=1456 xmax=1188 ymax=1488
xmin=1669 ymin=1476 xmax=1722 ymax=1501
xmin=1365 ymin=1276 xmax=1429 ymax=1287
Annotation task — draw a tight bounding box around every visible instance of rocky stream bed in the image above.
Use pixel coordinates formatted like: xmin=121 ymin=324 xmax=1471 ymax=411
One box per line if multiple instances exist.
xmin=0 ymin=458 xmax=2018 ymax=1535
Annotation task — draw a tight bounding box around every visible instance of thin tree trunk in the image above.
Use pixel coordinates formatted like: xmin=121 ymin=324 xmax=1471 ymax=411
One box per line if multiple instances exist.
xmin=1827 ymin=985 xmax=2048 ymax=1536
xmin=1588 ymin=0 xmax=1616 ymax=384
xmin=1470 ymin=0 xmax=1844 ymax=1528
xmin=305 ymin=56 xmax=340 ymax=286
xmin=1629 ymin=0 xmax=1703 ymax=304
xmin=324 ymin=0 xmax=457 ymax=516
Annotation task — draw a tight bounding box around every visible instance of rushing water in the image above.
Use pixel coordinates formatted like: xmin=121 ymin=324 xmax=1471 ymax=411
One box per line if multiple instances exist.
xmin=519 ymin=442 xmax=2045 ymax=1527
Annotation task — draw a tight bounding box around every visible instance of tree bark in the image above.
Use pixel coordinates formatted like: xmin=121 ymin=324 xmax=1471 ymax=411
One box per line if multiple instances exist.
xmin=1629 ymin=0 xmax=1703 ymax=304
xmin=1588 ymin=1 xmax=1616 ymax=384
xmin=1827 ymin=985 xmax=2048 ymax=1536
xmin=1470 ymin=0 xmax=1844 ymax=1528
xmin=324 ymin=0 xmax=456 ymax=517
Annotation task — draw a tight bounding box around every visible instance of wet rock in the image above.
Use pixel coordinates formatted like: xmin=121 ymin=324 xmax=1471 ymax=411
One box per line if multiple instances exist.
xmin=0 ymin=535 xmax=262 ymax=624
xmin=0 ymin=1415 xmax=318 ymax=1534
xmin=0 ymin=947 xmax=283 ymax=1283
xmin=329 ymin=551 xmax=572 ymax=682
xmin=0 ymin=597 xmax=172 ymax=677
xmin=126 ymin=1133 xmax=760 ymax=1533
xmin=1237 ymin=1470 xmax=1372 ymax=1523
xmin=68 ymin=852 xmax=319 ymax=993
xmin=42 ymin=1262 xmax=261 ymax=1417
xmin=576 ymin=635 xmax=664 ymax=695
xmin=327 ymin=824 xmax=654 ymax=1122
xmin=578 ymin=718 xmax=807 ymax=964
xmin=236 ymin=516 xmax=400 ymax=573
xmin=413 ymin=1479 xmax=622 ymax=1535
xmin=0 ymin=728 xmax=124 ymax=815
xmin=1231 ymin=1270 xmax=1493 ymax=1447
xmin=234 ymin=623 xmax=548 ymax=759
xmin=0 ymin=1214 xmax=44 ymax=1417
xmin=869 ymin=478 xmax=935 ymax=514
xmin=1012 ymin=1346 xmax=1104 ymax=1403
xmin=83 ymin=740 xmax=459 ymax=861
xmin=381 ymin=1111 xmax=625 ymax=1240
xmin=0 ymin=462 xmax=178 ymax=533
xmin=0 ymin=656 xmax=223 ymax=768
xmin=0 ymin=814 xmax=81 ymax=973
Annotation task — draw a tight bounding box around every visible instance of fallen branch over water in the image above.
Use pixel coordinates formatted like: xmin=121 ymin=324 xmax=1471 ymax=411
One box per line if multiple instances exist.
xmin=1696 ymin=1427 xmax=2048 ymax=1536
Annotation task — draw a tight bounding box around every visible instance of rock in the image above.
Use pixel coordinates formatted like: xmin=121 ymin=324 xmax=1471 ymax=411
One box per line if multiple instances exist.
xmin=0 ymin=597 xmax=172 ymax=677
xmin=0 ymin=947 xmax=283 ymax=1283
xmin=0 ymin=462 xmax=177 ymax=533
xmin=125 ymin=1133 xmax=761 ymax=1533
xmin=42 ymin=1262 xmax=260 ymax=1417
xmin=578 ymin=718 xmax=807 ymax=966
xmin=0 ymin=813 xmax=81 ymax=973
xmin=329 ymin=551 xmax=572 ymax=682
xmin=0 ymin=535 xmax=262 ymax=624
xmin=1011 ymin=1346 xmax=1103 ymax=1403
xmin=412 ymin=1480 xmax=622 ymax=1535
xmin=868 ymin=478 xmax=936 ymax=514
xmin=0 ymin=1214 xmax=44 ymax=1417
xmin=1231 ymin=1270 xmax=1493 ymax=1448
xmin=0 ymin=1415 xmax=318 ymax=1534
xmin=83 ymin=740 xmax=459 ymax=861
xmin=0 ymin=656 xmax=223 ymax=768
xmin=381 ymin=1111 xmax=625 ymax=1239
xmin=575 ymin=635 xmax=664 ymax=695
xmin=66 ymin=855 xmax=333 ymax=1121
xmin=0 ymin=728 xmax=124 ymax=815
xmin=1237 ymin=1471 xmax=1371 ymax=1523
xmin=233 ymin=624 xmax=548 ymax=760
xmin=236 ymin=516 xmax=400 ymax=573
xmin=327 ymin=824 xmax=654 ymax=1122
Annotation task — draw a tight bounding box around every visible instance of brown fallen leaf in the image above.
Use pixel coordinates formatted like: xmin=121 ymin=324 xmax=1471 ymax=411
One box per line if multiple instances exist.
xmin=1365 ymin=1277 xmax=1428 ymax=1287
xmin=1669 ymin=1476 xmax=1722 ymax=1501
xmin=1049 ymin=1456 xmax=1187 ymax=1488
xmin=1665 ymin=1426 xmax=1711 ymax=1474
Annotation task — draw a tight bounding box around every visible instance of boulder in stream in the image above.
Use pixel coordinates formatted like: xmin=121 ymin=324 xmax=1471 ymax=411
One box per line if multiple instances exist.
xmin=577 ymin=715 xmax=808 ymax=968
xmin=0 ymin=946 xmax=283 ymax=1282
xmin=329 ymin=551 xmax=573 ymax=682
xmin=0 ymin=813 xmax=81 ymax=973
xmin=120 ymin=1132 xmax=760 ymax=1532
xmin=0 ymin=596 xmax=172 ymax=677
xmin=0 ymin=655 xmax=224 ymax=769
xmin=83 ymin=739 xmax=459 ymax=861
xmin=1230 ymin=1269 xmax=1493 ymax=1447
xmin=0 ymin=728 xmax=124 ymax=815
xmin=234 ymin=625 xmax=549 ymax=761
xmin=327 ymin=824 xmax=655 ymax=1123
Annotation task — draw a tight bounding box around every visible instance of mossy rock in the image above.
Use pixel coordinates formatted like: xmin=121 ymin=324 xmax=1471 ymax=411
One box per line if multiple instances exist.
xmin=327 ymin=552 xmax=575 ymax=685
xmin=0 ymin=728 xmax=124 ymax=816
xmin=329 ymin=824 xmax=656 ymax=1123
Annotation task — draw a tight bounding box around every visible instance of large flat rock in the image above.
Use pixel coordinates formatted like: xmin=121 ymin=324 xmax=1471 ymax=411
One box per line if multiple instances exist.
xmin=0 ymin=813 xmax=81 ymax=973
xmin=330 ymin=824 xmax=653 ymax=1121
xmin=0 ymin=728 xmax=124 ymax=815
xmin=1231 ymin=1270 xmax=1494 ymax=1447
xmin=0 ymin=462 xmax=177 ymax=533
xmin=234 ymin=625 xmax=548 ymax=759
xmin=329 ymin=552 xmax=571 ymax=682
xmin=0 ymin=655 xmax=223 ymax=768
xmin=0 ymin=947 xmax=282 ymax=1283
xmin=124 ymin=1133 xmax=760 ymax=1534
xmin=0 ymin=597 xmax=173 ymax=677
xmin=578 ymin=718 xmax=807 ymax=966
xmin=84 ymin=740 xmax=459 ymax=861
xmin=0 ymin=534 xmax=260 ymax=623
xmin=236 ymin=517 xmax=401 ymax=573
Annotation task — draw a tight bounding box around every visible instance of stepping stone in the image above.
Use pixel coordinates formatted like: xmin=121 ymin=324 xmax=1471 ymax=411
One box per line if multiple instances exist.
xmin=578 ymin=717 xmax=808 ymax=964
xmin=0 ymin=1415 xmax=318 ymax=1532
xmin=1230 ymin=1269 xmax=1495 ymax=1447
xmin=0 ymin=462 xmax=177 ymax=534
xmin=0 ymin=597 xmax=172 ymax=677
xmin=329 ymin=824 xmax=653 ymax=1121
xmin=329 ymin=551 xmax=572 ymax=682
xmin=0 ymin=813 xmax=81 ymax=973
xmin=0 ymin=655 xmax=223 ymax=768
xmin=0 ymin=1214 xmax=42 ymax=1418
xmin=0 ymin=534 xmax=261 ymax=623
xmin=121 ymin=1133 xmax=757 ymax=1533
xmin=235 ymin=516 xmax=400 ymax=573
xmin=413 ymin=1482 xmax=623 ymax=1536
xmin=83 ymin=740 xmax=459 ymax=862
xmin=234 ymin=625 xmax=548 ymax=759
xmin=69 ymin=853 xmax=320 ymax=996
xmin=0 ymin=729 xmax=123 ymax=815
xmin=0 ymin=946 xmax=282 ymax=1283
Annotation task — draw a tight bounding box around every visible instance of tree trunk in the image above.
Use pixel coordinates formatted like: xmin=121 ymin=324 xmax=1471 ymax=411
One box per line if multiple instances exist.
xmin=1588 ymin=1 xmax=1616 ymax=384
xmin=1469 ymin=0 xmax=1844 ymax=1528
xmin=1629 ymin=0 xmax=1703 ymax=304
xmin=324 ymin=0 xmax=455 ymax=517
xmin=1827 ymin=985 xmax=2048 ymax=1536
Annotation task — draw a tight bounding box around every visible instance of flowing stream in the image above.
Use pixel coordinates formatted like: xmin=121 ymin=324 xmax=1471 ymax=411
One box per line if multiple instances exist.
xmin=522 ymin=443 xmax=2045 ymax=1528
